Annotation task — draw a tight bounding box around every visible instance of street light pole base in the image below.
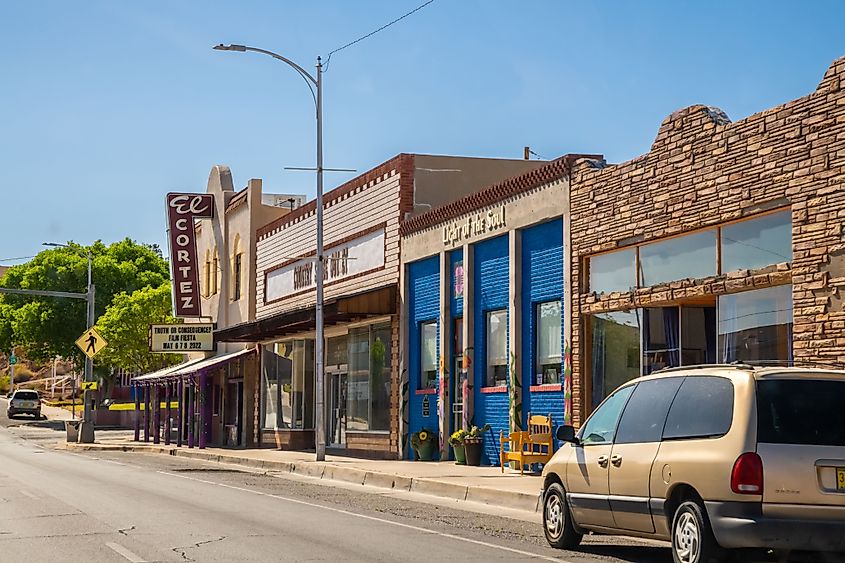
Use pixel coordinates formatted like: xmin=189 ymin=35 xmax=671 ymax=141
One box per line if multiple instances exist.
xmin=78 ymin=421 xmax=96 ymax=443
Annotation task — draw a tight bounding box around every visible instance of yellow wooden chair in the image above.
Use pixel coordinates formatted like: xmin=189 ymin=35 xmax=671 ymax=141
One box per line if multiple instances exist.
xmin=500 ymin=413 xmax=554 ymax=475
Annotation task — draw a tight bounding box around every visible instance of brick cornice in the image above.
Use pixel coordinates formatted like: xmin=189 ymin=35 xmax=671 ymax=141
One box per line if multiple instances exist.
xmin=399 ymin=153 xmax=603 ymax=236
xmin=257 ymin=153 xmax=412 ymax=240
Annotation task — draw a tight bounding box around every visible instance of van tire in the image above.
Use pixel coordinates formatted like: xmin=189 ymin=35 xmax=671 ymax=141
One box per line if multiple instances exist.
xmin=671 ymin=501 xmax=724 ymax=563
xmin=542 ymin=482 xmax=582 ymax=550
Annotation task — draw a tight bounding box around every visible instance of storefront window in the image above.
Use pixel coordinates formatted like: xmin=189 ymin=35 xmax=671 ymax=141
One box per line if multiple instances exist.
xmin=261 ymin=344 xmax=289 ymax=429
xmin=639 ymin=230 xmax=716 ymax=286
xmin=326 ymin=334 xmax=348 ymax=367
xmin=260 ymin=340 xmax=315 ymax=430
xmin=420 ymin=321 xmax=438 ymax=389
xmin=591 ymin=310 xmax=640 ymax=408
xmin=369 ymin=324 xmax=392 ymax=431
xmin=643 ymin=307 xmax=680 ymax=374
xmin=486 ymin=309 xmax=508 ymax=387
xmin=718 ymin=285 xmax=793 ymax=364
xmin=590 ymin=248 xmax=636 ymax=294
xmin=536 ymin=301 xmax=562 ymax=384
xmin=721 ymin=211 xmax=792 ymax=273
xmin=347 ymin=327 xmax=370 ymax=432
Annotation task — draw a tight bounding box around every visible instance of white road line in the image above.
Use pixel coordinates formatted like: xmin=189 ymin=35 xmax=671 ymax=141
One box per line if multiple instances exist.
xmin=19 ymin=489 xmax=38 ymax=499
xmin=105 ymin=541 xmax=146 ymax=563
xmin=159 ymin=470 xmax=573 ymax=562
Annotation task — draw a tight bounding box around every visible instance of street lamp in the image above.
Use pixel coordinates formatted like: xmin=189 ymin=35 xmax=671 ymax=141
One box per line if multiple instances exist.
xmin=213 ymin=43 xmax=328 ymax=461
xmin=43 ymin=242 xmax=96 ymax=438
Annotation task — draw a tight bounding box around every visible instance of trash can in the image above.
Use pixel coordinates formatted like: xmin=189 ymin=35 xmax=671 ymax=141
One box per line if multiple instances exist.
xmin=65 ymin=420 xmax=81 ymax=443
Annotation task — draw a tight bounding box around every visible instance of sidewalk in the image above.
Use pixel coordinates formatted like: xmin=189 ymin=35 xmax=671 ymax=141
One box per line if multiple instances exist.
xmin=65 ymin=433 xmax=545 ymax=517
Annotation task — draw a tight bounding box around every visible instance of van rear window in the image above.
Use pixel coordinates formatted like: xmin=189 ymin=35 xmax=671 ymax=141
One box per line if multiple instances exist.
xmin=14 ymin=391 xmax=38 ymax=400
xmin=757 ymin=379 xmax=845 ymax=446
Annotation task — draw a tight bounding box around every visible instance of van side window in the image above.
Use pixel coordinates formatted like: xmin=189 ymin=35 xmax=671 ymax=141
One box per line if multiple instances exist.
xmin=663 ymin=376 xmax=734 ymax=440
xmin=579 ymin=385 xmax=635 ymax=445
xmin=615 ymin=377 xmax=684 ymax=444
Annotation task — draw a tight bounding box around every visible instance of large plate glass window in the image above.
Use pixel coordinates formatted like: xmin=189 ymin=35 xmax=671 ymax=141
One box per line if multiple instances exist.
xmin=420 ymin=321 xmax=438 ymax=389
xmin=638 ymin=230 xmax=716 ymax=286
xmin=486 ymin=309 xmax=508 ymax=387
xmin=721 ymin=210 xmax=792 ymax=273
xmin=347 ymin=327 xmax=370 ymax=432
xmin=260 ymin=340 xmax=315 ymax=430
xmin=590 ymin=248 xmax=636 ymax=294
xmin=591 ymin=310 xmax=640 ymax=408
xmin=536 ymin=301 xmax=562 ymax=384
xmin=718 ymin=285 xmax=792 ymax=363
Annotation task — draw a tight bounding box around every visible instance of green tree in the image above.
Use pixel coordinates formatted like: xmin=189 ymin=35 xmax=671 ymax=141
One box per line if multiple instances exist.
xmin=0 ymin=239 xmax=169 ymax=366
xmin=95 ymin=283 xmax=182 ymax=375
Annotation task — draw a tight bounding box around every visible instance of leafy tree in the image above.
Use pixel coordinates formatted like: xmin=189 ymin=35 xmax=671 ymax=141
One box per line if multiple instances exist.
xmin=0 ymin=239 xmax=169 ymax=366
xmin=95 ymin=283 xmax=182 ymax=375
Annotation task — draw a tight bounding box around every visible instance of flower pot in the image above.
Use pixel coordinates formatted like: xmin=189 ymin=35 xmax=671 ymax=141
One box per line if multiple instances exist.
xmin=414 ymin=440 xmax=437 ymax=461
xmin=464 ymin=438 xmax=482 ymax=466
xmin=452 ymin=443 xmax=466 ymax=465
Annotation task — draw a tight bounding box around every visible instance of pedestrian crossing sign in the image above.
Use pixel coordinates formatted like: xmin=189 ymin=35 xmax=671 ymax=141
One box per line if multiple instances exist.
xmin=75 ymin=327 xmax=108 ymax=359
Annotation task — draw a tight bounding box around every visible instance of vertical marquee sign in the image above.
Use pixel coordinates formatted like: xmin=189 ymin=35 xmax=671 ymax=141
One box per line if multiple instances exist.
xmin=166 ymin=193 xmax=214 ymax=317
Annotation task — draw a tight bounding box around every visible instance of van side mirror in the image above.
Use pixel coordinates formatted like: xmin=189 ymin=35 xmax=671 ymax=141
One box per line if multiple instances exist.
xmin=556 ymin=424 xmax=579 ymax=445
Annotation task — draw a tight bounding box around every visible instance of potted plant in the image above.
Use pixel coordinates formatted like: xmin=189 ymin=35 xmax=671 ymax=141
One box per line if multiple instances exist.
xmin=449 ymin=429 xmax=468 ymax=465
xmin=463 ymin=424 xmax=490 ymax=466
xmin=410 ymin=428 xmax=438 ymax=461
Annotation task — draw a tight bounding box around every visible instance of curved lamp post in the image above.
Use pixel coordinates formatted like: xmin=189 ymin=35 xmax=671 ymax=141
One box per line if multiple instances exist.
xmin=213 ymin=44 xmax=327 ymax=461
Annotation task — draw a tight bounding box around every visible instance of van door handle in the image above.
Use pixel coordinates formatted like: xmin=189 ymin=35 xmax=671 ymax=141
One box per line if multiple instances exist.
xmin=597 ymin=455 xmax=609 ymax=467
xmin=611 ymin=454 xmax=623 ymax=466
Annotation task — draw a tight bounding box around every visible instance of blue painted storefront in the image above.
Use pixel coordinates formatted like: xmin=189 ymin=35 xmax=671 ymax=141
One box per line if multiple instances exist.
xmin=407 ymin=256 xmax=440 ymax=459
xmin=473 ymin=235 xmax=510 ymax=466
xmin=521 ymin=219 xmax=565 ymax=449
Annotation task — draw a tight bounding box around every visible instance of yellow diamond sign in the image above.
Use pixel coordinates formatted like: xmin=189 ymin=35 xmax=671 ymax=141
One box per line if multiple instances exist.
xmin=76 ymin=327 xmax=108 ymax=359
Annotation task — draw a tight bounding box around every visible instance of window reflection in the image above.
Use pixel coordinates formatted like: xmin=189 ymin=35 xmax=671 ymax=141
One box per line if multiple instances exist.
xmin=718 ymin=285 xmax=793 ymax=364
xmin=639 ymin=230 xmax=716 ymax=286
xmin=591 ymin=310 xmax=640 ymax=408
xmin=590 ymin=248 xmax=636 ymax=294
xmin=721 ymin=211 xmax=792 ymax=273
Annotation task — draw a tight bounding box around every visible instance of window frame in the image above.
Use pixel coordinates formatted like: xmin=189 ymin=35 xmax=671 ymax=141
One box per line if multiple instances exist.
xmin=233 ymin=253 xmax=243 ymax=301
xmin=535 ymin=300 xmax=562 ymax=385
xmin=485 ymin=309 xmax=508 ymax=388
xmin=420 ymin=320 xmax=438 ymax=390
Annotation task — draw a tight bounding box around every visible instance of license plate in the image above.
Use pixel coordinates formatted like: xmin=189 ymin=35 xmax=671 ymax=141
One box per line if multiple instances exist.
xmin=837 ymin=468 xmax=845 ymax=492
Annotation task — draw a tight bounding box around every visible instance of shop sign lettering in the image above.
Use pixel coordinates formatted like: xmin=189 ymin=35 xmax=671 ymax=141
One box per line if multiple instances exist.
xmin=442 ymin=205 xmax=506 ymax=247
xmin=166 ymin=193 xmax=214 ymax=317
xmin=265 ymin=228 xmax=385 ymax=302
xmin=150 ymin=323 xmax=215 ymax=352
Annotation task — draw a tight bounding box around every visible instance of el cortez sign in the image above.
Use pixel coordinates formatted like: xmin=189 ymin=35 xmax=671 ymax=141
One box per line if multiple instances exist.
xmin=166 ymin=193 xmax=214 ymax=317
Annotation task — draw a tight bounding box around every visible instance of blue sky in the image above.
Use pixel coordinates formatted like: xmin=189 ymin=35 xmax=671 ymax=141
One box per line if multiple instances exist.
xmin=1 ymin=1 xmax=843 ymax=263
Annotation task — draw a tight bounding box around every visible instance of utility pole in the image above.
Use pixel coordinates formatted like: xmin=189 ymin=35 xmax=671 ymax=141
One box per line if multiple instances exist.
xmin=80 ymin=249 xmax=95 ymax=442
xmin=9 ymin=355 xmax=14 ymax=396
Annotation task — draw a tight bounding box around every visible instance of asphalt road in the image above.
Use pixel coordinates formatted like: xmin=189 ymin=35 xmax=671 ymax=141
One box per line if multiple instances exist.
xmin=0 ymin=399 xmax=833 ymax=563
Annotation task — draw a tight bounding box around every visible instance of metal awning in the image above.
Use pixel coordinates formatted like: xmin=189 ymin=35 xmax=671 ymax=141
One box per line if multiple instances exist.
xmin=214 ymin=284 xmax=397 ymax=343
xmin=132 ymin=347 xmax=256 ymax=384
xmin=132 ymin=357 xmax=204 ymax=384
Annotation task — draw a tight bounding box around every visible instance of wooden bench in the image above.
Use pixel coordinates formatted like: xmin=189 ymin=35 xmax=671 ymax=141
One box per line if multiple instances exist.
xmin=500 ymin=413 xmax=554 ymax=475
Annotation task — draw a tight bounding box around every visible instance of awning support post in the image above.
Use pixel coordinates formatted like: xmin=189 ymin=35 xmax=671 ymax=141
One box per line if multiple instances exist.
xmin=165 ymin=381 xmax=172 ymax=446
xmin=153 ymin=385 xmax=161 ymax=445
xmin=143 ymin=385 xmax=150 ymax=443
xmin=198 ymin=372 xmax=207 ymax=450
xmin=177 ymin=379 xmax=183 ymax=447
xmin=187 ymin=382 xmax=194 ymax=448
xmin=133 ymin=384 xmax=140 ymax=442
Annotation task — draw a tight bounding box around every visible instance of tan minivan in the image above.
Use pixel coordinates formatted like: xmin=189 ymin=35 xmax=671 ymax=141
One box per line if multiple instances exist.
xmin=541 ymin=364 xmax=845 ymax=563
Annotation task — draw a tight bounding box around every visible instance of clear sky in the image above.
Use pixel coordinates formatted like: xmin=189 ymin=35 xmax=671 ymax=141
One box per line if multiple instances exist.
xmin=1 ymin=1 xmax=843 ymax=264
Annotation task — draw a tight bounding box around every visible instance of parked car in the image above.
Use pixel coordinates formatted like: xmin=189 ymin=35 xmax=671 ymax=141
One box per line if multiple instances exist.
xmin=6 ymin=389 xmax=41 ymax=419
xmin=541 ymin=364 xmax=845 ymax=563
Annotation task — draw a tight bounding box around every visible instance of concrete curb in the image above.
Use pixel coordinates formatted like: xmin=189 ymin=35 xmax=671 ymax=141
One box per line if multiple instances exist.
xmin=65 ymin=442 xmax=540 ymax=514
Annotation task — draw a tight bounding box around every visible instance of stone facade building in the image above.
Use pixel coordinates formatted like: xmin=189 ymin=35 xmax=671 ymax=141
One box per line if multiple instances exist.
xmin=569 ymin=56 xmax=845 ymax=425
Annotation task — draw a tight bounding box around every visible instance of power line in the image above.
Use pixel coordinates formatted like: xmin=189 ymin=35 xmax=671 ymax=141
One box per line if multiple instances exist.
xmin=324 ymin=0 xmax=436 ymax=71
xmin=0 ymin=255 xmax=37 ymax=263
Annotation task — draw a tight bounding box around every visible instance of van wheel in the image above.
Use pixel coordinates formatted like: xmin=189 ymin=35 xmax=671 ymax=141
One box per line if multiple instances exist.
xmin=542 ymin=482 xmax=582 ymax=549
xmin=671 ymin=501 xmax=723 ymax=563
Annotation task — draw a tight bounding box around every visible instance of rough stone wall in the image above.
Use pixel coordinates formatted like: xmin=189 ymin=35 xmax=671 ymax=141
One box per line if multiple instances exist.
xmin=569 ymin=56 xmax=845 ymax=425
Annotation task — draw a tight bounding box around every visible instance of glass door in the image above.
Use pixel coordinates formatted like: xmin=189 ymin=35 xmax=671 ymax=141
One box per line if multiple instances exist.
xmin=327 ymin=367 xmax=347 ymax=447
xmin=451 ymin=318 xmax=464 ymax=433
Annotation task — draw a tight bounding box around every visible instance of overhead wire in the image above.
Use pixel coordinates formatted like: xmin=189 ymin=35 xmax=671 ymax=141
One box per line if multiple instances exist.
xmin=323 ymin=0 xmax=436 ymax=71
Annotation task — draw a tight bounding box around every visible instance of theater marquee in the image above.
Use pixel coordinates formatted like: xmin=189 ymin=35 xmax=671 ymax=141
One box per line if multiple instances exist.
xmin=166 ymin=193 xmax=214 ymax=317
xmin=150 ymin=323 xmax=215 ymax=352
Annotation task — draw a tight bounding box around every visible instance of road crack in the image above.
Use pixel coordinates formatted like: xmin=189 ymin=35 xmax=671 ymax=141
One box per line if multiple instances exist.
xmin=171 ymin=536 xmax=227 ymax=561
xmin=118 ymin=524 xmax=136 ymax=536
